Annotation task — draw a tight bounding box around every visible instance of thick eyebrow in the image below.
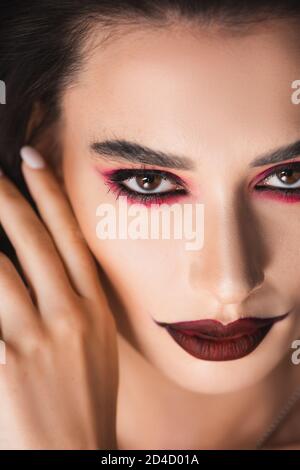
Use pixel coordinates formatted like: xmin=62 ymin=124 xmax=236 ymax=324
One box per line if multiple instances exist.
xmin=250 ymin=139 xmax=300 ymax=167
xmin=90 ymin=139 xmax=195 ymax=170
xmin=90 ymin=138 xmax=300 ymax=171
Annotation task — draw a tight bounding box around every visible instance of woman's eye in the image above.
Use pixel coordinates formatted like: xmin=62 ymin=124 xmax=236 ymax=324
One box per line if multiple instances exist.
xmin=122 ymin=173 xmax=179 ymax=194
xmin=103 ymin=168 xmax=188 ymax=205
xmin=256 ymin=163 xmax=300 ymax=190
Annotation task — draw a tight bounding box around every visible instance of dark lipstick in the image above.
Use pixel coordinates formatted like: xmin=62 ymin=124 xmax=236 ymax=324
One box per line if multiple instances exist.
xmin=154 ymin=313 xmax=289 ymax=361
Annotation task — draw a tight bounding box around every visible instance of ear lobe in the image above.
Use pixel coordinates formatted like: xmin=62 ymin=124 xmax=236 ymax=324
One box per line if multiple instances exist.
xmin=34 ymin=133 xmax=65 ymax=189
xmin=26 ymin=100 xmax=65 ymax=184
xmin=25 ymin=101 xmax=44 ymax=142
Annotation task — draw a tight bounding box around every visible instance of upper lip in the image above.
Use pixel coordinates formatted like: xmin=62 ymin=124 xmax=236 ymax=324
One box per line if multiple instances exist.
xmin=155 ymin=312 xmax=289 ymax=340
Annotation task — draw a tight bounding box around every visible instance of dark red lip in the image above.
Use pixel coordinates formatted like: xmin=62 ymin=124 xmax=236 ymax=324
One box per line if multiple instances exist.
xmin=154 ymin=313 xmax=289 ymax=361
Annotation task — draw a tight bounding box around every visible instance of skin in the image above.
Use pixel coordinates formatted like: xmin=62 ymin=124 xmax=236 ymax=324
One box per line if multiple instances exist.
xmin=1 ymin=17 xmax=300 ymax=449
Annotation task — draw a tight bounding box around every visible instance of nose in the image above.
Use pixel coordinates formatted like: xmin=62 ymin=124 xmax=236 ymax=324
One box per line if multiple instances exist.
xmin=189 ymin=189 xmax=265 ymax=306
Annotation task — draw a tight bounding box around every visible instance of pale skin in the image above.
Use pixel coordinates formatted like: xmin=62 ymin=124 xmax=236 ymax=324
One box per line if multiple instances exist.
xmin=1 ymin=17 xmax=300 ymax=449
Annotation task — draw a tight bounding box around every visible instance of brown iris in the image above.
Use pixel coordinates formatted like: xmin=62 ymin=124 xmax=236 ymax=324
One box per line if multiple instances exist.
xmin=277 ymin=168 xmax=300 ymax=185
xmin=136 ymin=174 xmax=162 ymax=191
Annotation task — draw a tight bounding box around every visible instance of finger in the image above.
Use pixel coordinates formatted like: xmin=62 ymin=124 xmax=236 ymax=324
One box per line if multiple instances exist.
xmin=0 ymin=252 xmax=42 ymax=347
xmin=20 ymin=146 xmax=101 ymax=298
xmin=0 ymin=169 xmax=75 ymax=310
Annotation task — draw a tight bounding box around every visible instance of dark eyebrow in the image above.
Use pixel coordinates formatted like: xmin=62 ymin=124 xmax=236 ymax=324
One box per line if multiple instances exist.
xmin=90 ymin=138 xmax=300 ymax=171
xmin=250 ymin=139 xmax=300 ymax=167
xmin=90 ymin=139 xmax=195 ymax=170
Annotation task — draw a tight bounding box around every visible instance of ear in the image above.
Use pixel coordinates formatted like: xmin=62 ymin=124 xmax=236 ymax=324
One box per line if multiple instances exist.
xmin=25 ymin=101 xmax=66 ymax=189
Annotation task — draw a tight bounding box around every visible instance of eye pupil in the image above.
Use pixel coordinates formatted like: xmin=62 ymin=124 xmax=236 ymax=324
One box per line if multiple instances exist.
xmin=278 ymin=168 xmax=300 ymax=184
xmin=136 ymin=174 xmax=161 ymax=190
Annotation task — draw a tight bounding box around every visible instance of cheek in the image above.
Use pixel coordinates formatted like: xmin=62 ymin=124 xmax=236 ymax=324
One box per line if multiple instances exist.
xmin=254 ymin=203 xmax=300 ymax=294
xmin=92 ymin=239 xmax=176 ymax=294
xmin=90 ymin=239 xmax=182 ymax=309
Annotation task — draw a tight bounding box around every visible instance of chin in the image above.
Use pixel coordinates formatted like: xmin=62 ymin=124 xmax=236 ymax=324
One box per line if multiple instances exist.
xmin=159 ymin=357 xmax=282 ymax=394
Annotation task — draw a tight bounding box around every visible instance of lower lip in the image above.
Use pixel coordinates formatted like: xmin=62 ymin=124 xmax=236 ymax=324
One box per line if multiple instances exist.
xmin=164 ymin=323 xmax=275 ymax=361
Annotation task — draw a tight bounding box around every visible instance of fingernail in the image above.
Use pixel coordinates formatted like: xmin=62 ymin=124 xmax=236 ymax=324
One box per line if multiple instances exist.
xmin=20 ymin=146 xmax=45 ymax=169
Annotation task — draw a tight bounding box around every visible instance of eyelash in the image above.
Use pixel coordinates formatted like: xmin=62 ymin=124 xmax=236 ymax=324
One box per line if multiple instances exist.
xmin=102 ymin=161 xmax=300 ymax=205
xmin=103 ymin=168 xmax=189 ymax=205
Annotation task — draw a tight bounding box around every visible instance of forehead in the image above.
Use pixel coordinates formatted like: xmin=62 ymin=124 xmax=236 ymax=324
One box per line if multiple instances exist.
xmin=63 ymin=19 xmax=300 ymax=161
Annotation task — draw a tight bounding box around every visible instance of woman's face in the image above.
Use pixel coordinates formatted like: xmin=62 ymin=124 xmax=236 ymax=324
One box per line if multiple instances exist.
xmin=60 ymin=19 xmax=300 ymax=394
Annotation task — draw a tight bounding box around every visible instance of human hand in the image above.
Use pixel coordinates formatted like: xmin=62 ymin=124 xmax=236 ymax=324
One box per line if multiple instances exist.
xmin=0 ymin=147 xmax=119 ymax=449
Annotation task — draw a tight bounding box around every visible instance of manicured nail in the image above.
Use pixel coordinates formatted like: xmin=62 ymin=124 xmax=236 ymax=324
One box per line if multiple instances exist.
xmin=20 ymin=146 xmax=45 ymax=169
